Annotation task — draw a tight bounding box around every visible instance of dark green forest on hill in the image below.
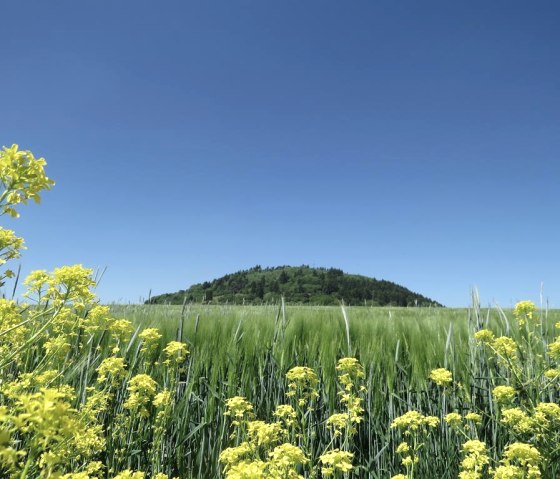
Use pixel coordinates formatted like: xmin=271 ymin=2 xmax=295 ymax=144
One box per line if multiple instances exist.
xmin=147 ymin=265 xmax=443 ymax=306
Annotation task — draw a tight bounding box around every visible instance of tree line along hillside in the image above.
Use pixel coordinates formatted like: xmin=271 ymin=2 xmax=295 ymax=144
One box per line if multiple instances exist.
xmin=147 ymin=265 xmax=443 ymax=307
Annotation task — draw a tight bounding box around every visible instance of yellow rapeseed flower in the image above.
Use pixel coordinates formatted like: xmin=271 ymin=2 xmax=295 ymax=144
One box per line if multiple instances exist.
xmin=112 ymin=471 xmax=145 ymax=479
xmin=225 ymin=460 xmax=266 ymax=479
xmin=465 ymin=412 xmax=482 ymax=424
xmin=548 ymin=338 xmax=560 ymax=360
xmin=319 ymin=449 xmax=353 ymax=477
xmin=459 ymin=440 xmax=489 ymax=479
xmin=326 ymin=413 xmax=349 ymax=437
xmin=153 ymin=390 xmax=172 ymax=409
xmin=273 ymin=404 xmax=297 ymax=427
xmin=124 ymin=374 xmax=158 ymax=417
xmin=219 ymin=442 xmax=252 ymax=468
xmin=246 ymin=420 xmax=284 ymax=447
xmin=0 ymin=144 xmax=54 ymax=218
xmin=224 ymin=396 xmax=254 ymax=426
xmin=498 ymin=442 xmax=542 ymax=478
xmin=429 ymin=368 xmax=453 ymax=386
xmin=268 ymin=442 xmax=308 ymax=468
xmin=285 ymin=366 xmax=319 ymax=407
xmin=391 ymin=411 xmax=439 ymax=434
xmin=336 ymin=357 xmax=365 ymax=391
xmin=444 ymin=412 xmax=463 ymax=428
xmin=138 ymin=328 xmax=162 ymax=354
xmin=544 ymin=368 xmax=560 ymax=380
xmin=501 ymin=408 xmax=533 ymax=434
xmin=96 ymin=357 xmax=127 ymax=386
xmin=492 ymin=385 xmax=516 ymax=405
xmin=108 ymin=319 xmax=134 ymax=342
xmin=492 ymin=336 xmax=518 ymax=360
xmin=513 ymin=300 xmax=538 ymax=326
xmin=396 ymin=442 xmax=410 ymax=454
xmin=163 ymin=340 xmax=189 ymax=364
xmin=474 ymin=329 xmax=495 ymax=344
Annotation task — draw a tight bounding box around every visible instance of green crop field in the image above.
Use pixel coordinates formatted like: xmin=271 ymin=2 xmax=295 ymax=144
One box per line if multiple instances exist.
xmin=101 ymin=301 xmax=559 ymax=478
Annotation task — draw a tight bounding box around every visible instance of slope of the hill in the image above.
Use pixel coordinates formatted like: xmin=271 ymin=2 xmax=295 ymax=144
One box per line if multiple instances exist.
xmin=147 ymin=265 xmax=443 ymax=307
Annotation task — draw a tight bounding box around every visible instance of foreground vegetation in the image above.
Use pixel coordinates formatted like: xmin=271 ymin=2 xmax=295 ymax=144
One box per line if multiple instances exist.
xmin=1 ymin=145 xmax=559 ymax=478
xmin=114 ymin=302 xmax=560 ymax=478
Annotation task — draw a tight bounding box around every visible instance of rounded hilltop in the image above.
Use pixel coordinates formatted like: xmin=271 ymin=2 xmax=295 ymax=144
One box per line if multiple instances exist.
xmin=147 ymin=265 xmax=443 ymax=307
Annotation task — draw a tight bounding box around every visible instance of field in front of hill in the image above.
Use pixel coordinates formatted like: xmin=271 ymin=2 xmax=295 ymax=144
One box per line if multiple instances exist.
xmin=111 ymin=301 xmax=558 ymax=390
xmin=107 ymin=301 xmax=560 ymax=478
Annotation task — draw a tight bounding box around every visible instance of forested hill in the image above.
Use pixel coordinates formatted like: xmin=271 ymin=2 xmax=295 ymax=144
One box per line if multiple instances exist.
xmin=147 ymin=266 xmax=443 ymax=307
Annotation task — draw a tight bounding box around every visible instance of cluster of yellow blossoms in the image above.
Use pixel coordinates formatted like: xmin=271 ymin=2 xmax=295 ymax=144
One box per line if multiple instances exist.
xmin=285 ymin=366 xmax=319 ymax=408
xmin=220 ymin=357 xmax=366 ymax=478
xmin=429 ymin=367 xmax=453 ymax=386
xmin=0 ymin=147 xmax=189 ymax=477
xmin=390 ymin=299 xmax=560 ymax=479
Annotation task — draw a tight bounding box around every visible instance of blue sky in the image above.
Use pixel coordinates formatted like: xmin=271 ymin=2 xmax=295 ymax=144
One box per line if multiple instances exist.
xmin=1 ymin=0 xmax=559 ymax=307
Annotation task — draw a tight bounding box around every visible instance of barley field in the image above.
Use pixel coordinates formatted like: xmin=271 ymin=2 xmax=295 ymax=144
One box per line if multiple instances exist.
xmin=103 ymin=300 xmax=559 ymax=478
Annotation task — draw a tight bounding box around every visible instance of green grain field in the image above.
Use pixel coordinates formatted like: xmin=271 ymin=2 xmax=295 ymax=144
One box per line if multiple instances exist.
xmin=105 ymin=299 xmax=559 ymax=478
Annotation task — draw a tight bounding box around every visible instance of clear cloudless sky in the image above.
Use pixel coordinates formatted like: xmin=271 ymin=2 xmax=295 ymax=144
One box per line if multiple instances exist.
xmin=1 ymin=0 xmax=559 ymax=307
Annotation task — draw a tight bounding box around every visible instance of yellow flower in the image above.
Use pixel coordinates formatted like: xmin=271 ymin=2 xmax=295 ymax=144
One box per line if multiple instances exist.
xmin=153 ymin=390 xmax=172 ymax=409
xmin=0 ymin=144 xmax=54 ymax=218
xmin=444 ymin=412 xmax=463 ymax=428
xmin=84 ymin=305 xmax=112 ymax=333
xmin=336 ymin=357 xmax=365 ymax=391
xmin=401 ymin=455 xmax=416 ymax=467
xmin=544 ymin=368 xmax=560 ymax=380
xmin=246 ymin=420 xmax=284 ymax=447
xmin=225 ymin=460 xmax=266 ymax=479
xmin=396 ymin=442 xmax=410 ymax=454
xmin=224 ymin=396 xmax=254 ymax=426
xmin=429 ymin=368 xmax=453 ymax=386
xmin=273 ymin=404 xmax=297 ymax=427
xmin=153 ymin=474 xmax=175 ymax=479
xmin=492 ymin=385 xmax=516 ymax=405
xmin=424 ymin=416 xmax=439 ymax=428
xmin=319 ymin=449 xmax=353 ymax=476
xmin=268 ymin=443 xmax=308 ymax=468
xmin=43 ymin=335 xmax=71 ymax=362
xmin=163 ymin=340 xmax=189 ymax=364
xmin=534 ymin=402 xmax=560 ymax=423
xmin=0 ymin=228 xmax=25 ymax=283
xmin=462 ymin=439 xmax=487 ymax=455
xmin=23 ymin=269 xmax=50 ymax=298
xmin=513 ymin=300 xmax=538 ymax=325
xmin=474 ymin=329 xmax=495 ymax=344
xmin=285 ymin=366 xmax=319 ymax=407
xmin=549 ymin=338 xmax=560 ymax=360
xmin=138 ymin=327 xmax=162 ymax=354
xmin=219 ymin=442 xmax=252 ymax=468
xmin=492 ymin=336 xmax=518 ymax=360
xmin=459 ymin=440 xmax=489 ymax=478
xmin=124 ymin=374 xmax=158 ymax=417
xmin=108 ymin=319 xmax=134 ymax=342
xmin=501 ymin=408 xmax=533 ymax=434
xmin=391 ymin=410 xmax=439 ymax=434
xmin=326 ymin=413 xmax=349 ymax=436
xmin=112 ymin=471 xmax=145 ymax=479
xmin=465 ymin=412 xmax=482 ymax=424
xmin=500 ymin=442 xmax=542 ymax=473
xmin=50 ymin=264 xmax=96 ymax=306
xmin=96 ymin=357 xmax=127 ymax=386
